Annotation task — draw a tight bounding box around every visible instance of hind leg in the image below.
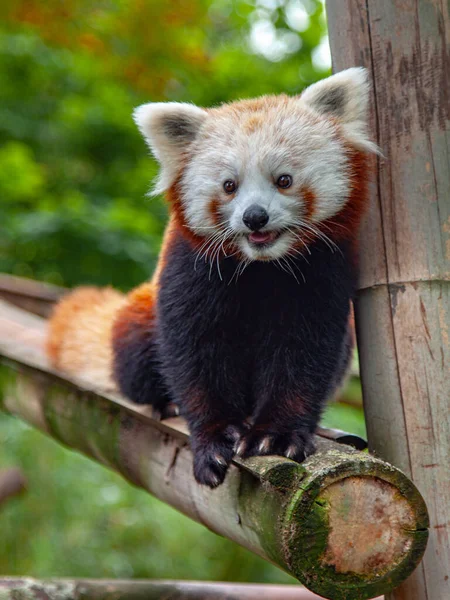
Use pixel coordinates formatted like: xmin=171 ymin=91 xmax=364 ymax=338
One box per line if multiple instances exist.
xmin=112 ymin=284 xmax=173 ymax=418
xmin=113 ymin=324 xmax=173 ymax=417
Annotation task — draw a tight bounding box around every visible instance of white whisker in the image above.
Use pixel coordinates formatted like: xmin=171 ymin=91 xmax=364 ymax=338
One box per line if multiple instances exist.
xmin=285 ymin=254 xmax=306 ymax=283
xmin=290 ymin=219 xmax=342 ymax=256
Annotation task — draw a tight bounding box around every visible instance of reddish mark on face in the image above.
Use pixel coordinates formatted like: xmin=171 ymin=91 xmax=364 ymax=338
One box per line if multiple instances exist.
xmin=208 ymin=197 xmax=222 ymax=226
xmin=318 ymin=146 xmax=372 ymax=264
xmin=300 ymin=186 xmax=316 ymax=221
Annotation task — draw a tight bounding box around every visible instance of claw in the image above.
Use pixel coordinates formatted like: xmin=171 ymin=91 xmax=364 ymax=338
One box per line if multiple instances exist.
xmin=285 ymin=444 xmax=297 ymax=459
xmin=209 ymin=474 xmax=220 ymax=488
xmin=235 ymin=440 xmax=247 ymax=456
xmin=258 ymin=436 xmax=272 ymax=453
xmin=169 ymin=404 xmax=180 ymax=417
xmin=214 ymin=454 xmax=227 ymax=466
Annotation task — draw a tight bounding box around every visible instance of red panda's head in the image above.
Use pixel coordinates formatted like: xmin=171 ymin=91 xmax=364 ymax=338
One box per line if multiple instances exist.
xmin=134 ymin=68 xmax=378 ymax=262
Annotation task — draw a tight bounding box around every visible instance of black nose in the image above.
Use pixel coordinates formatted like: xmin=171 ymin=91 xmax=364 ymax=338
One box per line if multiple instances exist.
xmin=242 ymin=204 xmax=269 ymax=231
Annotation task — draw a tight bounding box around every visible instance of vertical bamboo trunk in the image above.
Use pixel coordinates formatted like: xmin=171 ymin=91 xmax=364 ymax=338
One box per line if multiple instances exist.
xmin=326 ymin=1 xmax=450 ymax=599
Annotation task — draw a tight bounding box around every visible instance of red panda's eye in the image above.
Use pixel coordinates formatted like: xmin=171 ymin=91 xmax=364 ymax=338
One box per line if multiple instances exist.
xmin=276 ymin=174 xmax=292 ymax=189
xmin=223 ymin=180 xmax=237 ymax=194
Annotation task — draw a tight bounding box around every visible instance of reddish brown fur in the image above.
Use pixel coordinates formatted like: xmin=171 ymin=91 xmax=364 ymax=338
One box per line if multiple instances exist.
xmin=47 ymin=286 xmax=125 ymax=388
xmin=113 ymin=283 xmax=156 ymax=333
xmin=166 ymin=180 xmax=204 ymax=250
xmin=300 ymin=186 xmax=317 ymax=221
xmin=111 ymin=282 xmax=157 ymax=361
xmin=319 ymin=148 xmax=372 ymax=255
xmin=242 ymin=114 xmax=264 ymax=133
xmin=47 ymin=287 xmax=124 ymax=366
xmin=208 ymin=197 xmax=222 ymax=226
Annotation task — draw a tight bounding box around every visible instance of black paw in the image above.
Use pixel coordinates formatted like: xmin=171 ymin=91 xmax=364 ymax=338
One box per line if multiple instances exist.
xmin=192 ymin=425 xmax=245 ymax=488
xmin=236 ymin=428 xmax=316 ymax=463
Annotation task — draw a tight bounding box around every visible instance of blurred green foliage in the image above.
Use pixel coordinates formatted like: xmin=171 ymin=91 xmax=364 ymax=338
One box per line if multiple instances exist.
xmin=0 ymin=0 xmax=329 ymax=289
xmin=0 ymin=0 xmax=366 ymax=586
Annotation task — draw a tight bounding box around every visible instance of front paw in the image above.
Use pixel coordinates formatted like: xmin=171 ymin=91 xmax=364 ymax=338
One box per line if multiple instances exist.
xmin=192 ymin=425 xmax=244 ymax=488
xmin=236 ymin=428 xmax=316 ymax=463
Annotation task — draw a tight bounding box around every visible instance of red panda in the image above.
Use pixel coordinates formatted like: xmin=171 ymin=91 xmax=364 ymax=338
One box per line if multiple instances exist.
xmin=47 ymin=68 xmax=376 ymax=488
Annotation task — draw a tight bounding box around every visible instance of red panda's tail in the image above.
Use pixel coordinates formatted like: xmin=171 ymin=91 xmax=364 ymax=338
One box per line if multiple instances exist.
xmin=47 ymin=286 xmax=126 ymax=390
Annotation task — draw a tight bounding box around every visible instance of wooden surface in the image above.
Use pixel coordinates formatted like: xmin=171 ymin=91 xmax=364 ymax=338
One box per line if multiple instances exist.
xmin=0 ymin=468 xmax=26 ymax=507
xmin=0 ymin=274 xmax=65 ymax=318
xmin=0 ymin=299 xmax=428 ymax=600
xmin=0 ymin=578 xmax=384 ymax=600
xmin=326 ymin=1 xmax=450 ymax=599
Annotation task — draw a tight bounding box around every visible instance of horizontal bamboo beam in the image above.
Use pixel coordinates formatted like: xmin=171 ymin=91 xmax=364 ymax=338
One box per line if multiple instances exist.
xmin=0 ymin=300 xmax=428 ymax=600
xmin=0 ymin=274 xmax=65 ymax=318
xmin=0 ymin=578 xmax=337 ymax=600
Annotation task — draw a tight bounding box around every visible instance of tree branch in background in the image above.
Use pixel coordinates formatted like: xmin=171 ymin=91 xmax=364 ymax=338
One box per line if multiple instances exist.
xmin=0 ymin=468 xmax=26 ymax=507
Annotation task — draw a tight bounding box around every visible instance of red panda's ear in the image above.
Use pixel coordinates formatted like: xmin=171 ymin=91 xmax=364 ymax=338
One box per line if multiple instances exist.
xmin=133 ymin=102 xmax=208 ymax=194
xmin=300 ymin=68 xmax=379 ymax=154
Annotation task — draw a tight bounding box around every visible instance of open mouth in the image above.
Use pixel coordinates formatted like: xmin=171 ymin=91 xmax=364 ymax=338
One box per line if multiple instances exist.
xmin=247 ymin=230 xmax=283 ymax=248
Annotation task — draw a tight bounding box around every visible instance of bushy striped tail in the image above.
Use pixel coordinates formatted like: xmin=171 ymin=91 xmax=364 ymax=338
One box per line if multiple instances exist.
xmin=47 ymin=286 xmax=126 ymax=390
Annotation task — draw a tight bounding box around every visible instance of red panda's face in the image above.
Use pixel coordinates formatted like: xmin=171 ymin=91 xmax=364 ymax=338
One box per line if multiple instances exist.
xmin=134 ymin=68 xmax=377 ymax=262
xmin=179 ymin=101 xmax=353 ymax=262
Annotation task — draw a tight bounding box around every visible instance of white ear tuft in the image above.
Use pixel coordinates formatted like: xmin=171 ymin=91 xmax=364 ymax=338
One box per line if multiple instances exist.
xmin=300 ymin=68 xmax=378 ymax=153
xmin=133 ymin=102 xmax=208 ymax=194
xmin=300 ymin=67 xmax=370 ymax=123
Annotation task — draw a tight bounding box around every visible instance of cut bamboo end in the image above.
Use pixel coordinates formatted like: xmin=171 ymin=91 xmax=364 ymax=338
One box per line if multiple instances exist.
xmin=239 ymin=444 xmax=428 ymax=599
xmin=283 ymin=460 xmax=427 ymax=598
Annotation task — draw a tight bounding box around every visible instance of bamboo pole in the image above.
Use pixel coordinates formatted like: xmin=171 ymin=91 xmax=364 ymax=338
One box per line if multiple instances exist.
xmin=326 ymin=2 xmax=450 ymax=599
xmin=0 ymin=300 xmax=428 ymax=600
xmin=0 ymin=578 xmax=384 ymax=600
xmin=0 ymin=274 xmax=65 ymax=318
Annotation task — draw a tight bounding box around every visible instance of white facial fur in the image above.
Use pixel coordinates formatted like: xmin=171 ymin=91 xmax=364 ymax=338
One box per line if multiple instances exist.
xmin=134 ymin=67 xmax=377 ymax=262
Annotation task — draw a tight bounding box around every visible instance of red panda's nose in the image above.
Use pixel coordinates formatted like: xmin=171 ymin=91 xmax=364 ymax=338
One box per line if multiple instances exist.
xmin=242 ymin=204 xmax=269 ymax=231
